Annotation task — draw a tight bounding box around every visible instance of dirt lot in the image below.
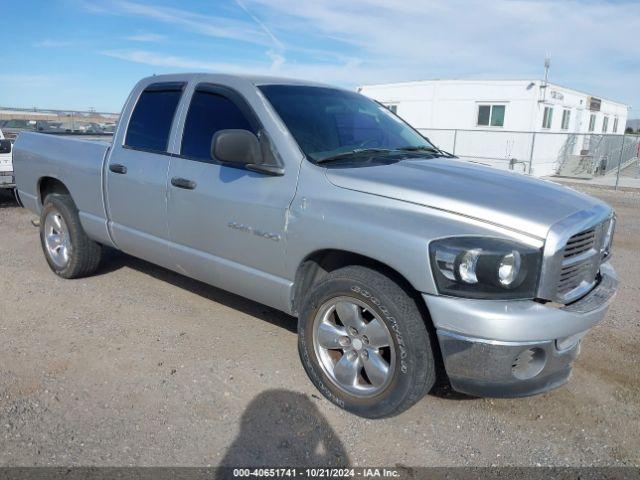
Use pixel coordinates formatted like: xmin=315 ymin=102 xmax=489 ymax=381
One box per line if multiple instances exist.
xmin=0 ymin=186 xmax=639 ymax=467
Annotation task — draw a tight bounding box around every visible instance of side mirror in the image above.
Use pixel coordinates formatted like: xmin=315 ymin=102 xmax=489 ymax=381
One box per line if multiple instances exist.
xmin=211 ymin=129 xmax=284 ymax=176
xmin=0 ymin=139 xmax=11 ymax=154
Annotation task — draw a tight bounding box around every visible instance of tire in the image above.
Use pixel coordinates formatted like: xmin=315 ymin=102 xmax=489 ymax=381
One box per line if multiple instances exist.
xmin=39 ymin=194 xmax=102 ymax=279
xmin=298 ymin=265 xmax=436 ymax=418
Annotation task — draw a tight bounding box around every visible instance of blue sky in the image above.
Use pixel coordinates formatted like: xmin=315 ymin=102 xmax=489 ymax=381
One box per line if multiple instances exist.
xmin=1 ymin=0 xmax=638 ymax=116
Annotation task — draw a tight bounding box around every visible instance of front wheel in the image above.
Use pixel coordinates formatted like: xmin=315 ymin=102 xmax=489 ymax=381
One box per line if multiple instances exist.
xmin=297 ymin=266 xmax=436 ymax=418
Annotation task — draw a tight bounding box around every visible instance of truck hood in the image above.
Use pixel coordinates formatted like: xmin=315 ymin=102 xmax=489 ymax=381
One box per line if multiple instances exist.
xmin=325 ymin=157 xmax=609 ymax=239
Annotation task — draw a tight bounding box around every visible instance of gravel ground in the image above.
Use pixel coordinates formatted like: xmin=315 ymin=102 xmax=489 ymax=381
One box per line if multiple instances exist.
xmin=0 ymin=185 xmax=638 ymax=467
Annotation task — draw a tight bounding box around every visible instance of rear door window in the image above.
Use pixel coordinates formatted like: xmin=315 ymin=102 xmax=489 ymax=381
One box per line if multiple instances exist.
xmin=125 ymin=82 xmax=185 ymax=153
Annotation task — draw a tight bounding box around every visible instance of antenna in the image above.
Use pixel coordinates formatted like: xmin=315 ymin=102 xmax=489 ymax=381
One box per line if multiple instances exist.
xmin=541 ymin=55 xmax=551 ymax=103
xmin=544 ymin=55 xmax=550 ymax=84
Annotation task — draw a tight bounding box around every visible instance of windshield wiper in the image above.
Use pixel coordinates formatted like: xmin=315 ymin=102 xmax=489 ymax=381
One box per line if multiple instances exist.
xmin=396 ymin=145 xmax=456 ymax=158
xmin=315 ymin=148 xmax=394 ymax=164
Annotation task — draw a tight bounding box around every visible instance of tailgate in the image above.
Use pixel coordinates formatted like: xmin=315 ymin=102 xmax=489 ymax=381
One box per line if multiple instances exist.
xmin=0 ymin=153 xmax=11 ymax=172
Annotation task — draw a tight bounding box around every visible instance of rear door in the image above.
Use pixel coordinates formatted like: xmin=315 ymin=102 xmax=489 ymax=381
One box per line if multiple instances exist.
xmin=106 ymin=81 xmax=185 ymax=267
xmin=165 ymin=83 xmax=296 ymax=309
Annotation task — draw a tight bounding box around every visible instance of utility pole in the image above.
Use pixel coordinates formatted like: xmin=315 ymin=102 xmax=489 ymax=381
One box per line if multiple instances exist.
xmin=531 ymin=55 xmax=551 ymax=175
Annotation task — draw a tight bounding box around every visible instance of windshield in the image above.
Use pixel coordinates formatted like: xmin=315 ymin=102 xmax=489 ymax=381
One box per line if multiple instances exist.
xmin=258 ymin=85 xmax=435 ymax=162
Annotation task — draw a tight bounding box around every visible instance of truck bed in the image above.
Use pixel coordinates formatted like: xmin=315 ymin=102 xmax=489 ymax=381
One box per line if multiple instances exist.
xmin=13 ymin=132 xmax=112 ymax=244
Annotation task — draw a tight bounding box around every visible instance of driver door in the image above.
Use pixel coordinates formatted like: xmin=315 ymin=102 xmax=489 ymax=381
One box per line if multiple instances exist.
xmin=166 ymin=84 xmax=297 ymax=309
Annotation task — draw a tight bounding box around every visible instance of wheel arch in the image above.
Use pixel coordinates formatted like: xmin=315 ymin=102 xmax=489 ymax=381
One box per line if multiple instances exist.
xmin=292 ymin=249 xmax=422 ymax=316
xmin=38 ymin=176 xmax=71 ymax=205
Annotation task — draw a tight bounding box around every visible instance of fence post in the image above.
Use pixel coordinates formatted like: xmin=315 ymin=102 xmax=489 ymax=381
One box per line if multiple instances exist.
xmin=452 ymin=129 xmax=458 ymax=155
xmin=528 ymin=132 xmax=537 ymax=174
xmin=614 ymin=133 xmax=626 ymax=190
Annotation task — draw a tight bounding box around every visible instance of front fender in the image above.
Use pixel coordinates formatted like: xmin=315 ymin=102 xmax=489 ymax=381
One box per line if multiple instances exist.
xmin=285 ymin=161 xmax=542 ymax=296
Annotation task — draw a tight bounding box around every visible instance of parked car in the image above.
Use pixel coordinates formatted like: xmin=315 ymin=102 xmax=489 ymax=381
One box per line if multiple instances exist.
xmin=0 ymin=128 xmax=14 ymax=190
xmin=13 ymin=74 xmax=618 ymax=418
xmin=101 ymin=123 xmax=116 ymax=134
xmin=36 ymin=121 xmax=65 ymax=133
xmin=0 ymin=119 xmax=37 ymax=140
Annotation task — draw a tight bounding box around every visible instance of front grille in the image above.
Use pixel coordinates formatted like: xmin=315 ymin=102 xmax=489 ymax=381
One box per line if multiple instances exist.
xmin=555 ymin=224 xmax=605 ymax=302
xmin=558 ymin=262 xmax=593 ymax=295
xmin=563 ymin=228 xmax=596 ymax=258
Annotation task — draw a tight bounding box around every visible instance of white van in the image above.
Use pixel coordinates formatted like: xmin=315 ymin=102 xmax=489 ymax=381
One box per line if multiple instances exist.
xmin=0 ymin=128 xmax=14 ymax=189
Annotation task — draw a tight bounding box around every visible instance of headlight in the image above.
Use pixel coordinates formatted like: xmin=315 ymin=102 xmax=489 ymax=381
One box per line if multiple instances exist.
xmin=498 ymin=251 xmax=521 ymax=287
xmin=429 ymin=237 xmax=542 ymax=299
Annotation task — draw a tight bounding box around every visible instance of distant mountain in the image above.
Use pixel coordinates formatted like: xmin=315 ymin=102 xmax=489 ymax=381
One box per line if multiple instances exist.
xmin=627 ymin=119 xmax=640 ymax=131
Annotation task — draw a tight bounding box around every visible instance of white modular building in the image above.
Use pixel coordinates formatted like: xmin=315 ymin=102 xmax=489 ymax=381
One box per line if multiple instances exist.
xmin=358 ymin=79 xmax=630 ymax=177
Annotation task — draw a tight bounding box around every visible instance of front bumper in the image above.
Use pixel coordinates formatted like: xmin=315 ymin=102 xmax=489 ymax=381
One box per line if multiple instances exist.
xmin=423 ymin=263 xmax=618 ymax=397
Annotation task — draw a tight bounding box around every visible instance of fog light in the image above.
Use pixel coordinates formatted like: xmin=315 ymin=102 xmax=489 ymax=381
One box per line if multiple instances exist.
xmin=512 ymin=347 xmax=546 ymax=380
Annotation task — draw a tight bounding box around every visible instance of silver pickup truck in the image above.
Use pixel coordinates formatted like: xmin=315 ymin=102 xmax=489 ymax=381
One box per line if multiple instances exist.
xmin=14 ymin=73 xmax=618 ymax=418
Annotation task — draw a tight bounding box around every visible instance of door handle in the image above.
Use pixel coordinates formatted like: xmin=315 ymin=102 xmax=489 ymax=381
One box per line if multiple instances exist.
xmin=171 ymin=177 xmax=197 ymax=190
xmin=109 ymin=163 xmax=127 ymax=174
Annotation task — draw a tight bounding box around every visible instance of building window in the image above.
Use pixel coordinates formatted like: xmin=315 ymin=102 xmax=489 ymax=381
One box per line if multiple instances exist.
xmin=384 ymin=104 xmax=398 ymax=114
xmin=613 ymin=117 xmax=618 ymax=133
xmin=589 ymin=114 xmax=596 ymax=132
xmin=602 ymin=116 xmax=609 ymax=133
xmin=477 ymin=104 xmax=505 ymax=127
xmin=542 ymin=106 xmax=553 ymax=129
xmin=561 ymin=109 xmax=571 ymax=130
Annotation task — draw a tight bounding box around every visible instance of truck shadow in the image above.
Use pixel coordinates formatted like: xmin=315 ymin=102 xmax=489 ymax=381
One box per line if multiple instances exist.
xmin=217 ymin=389 xmax=349 ymax=473
xmin=97 ymin=247 xmax=298 ymax=333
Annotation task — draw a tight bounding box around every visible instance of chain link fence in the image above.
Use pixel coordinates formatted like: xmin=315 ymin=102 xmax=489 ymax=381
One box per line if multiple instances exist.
xmin=419 ymin=128 xmax=640 ymax=189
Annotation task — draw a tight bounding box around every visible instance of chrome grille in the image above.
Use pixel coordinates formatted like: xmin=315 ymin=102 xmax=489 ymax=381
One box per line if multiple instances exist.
xmin=558 ymin=262 xmax=593 ymax=295
xmin=563 ymin=228 xmax=596 ymax=258
xmin=537 ymin=205 xmax=614 ymax=304
xmin=555 ymin=224 xmax=605 ymax=303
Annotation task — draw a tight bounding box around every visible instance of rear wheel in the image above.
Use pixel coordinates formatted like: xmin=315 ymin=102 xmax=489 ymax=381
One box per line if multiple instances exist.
xmin=40 ymin=194 xmax=102 ymax=278
xmin=298 ymin=265 xmax=436 ymax=418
